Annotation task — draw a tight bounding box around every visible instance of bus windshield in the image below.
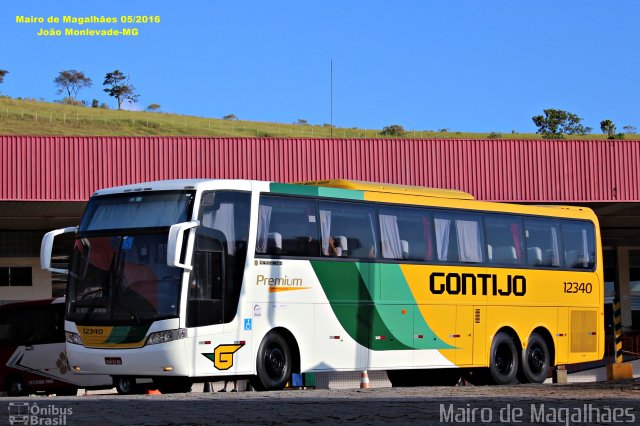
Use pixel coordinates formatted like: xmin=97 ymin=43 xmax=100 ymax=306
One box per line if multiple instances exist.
xmin=66 ymin=233 xmax=182 ymax=324
xmin=79 ymin=191 xmax=194 ymax=232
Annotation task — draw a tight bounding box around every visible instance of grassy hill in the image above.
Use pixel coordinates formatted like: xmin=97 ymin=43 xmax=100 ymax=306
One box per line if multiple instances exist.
xmin=0 ymin=96 xmax=627 ymax=139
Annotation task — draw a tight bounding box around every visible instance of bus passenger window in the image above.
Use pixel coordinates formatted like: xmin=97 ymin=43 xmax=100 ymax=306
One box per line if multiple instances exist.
xmin=485 ymin=215 xmax=524 ymax=265
xmin=378 ymin=206 xmax=433 ymax=262
xmin=524 ymin=219 xmax=561 ymax=267
xmin=434 ymin=213 xmax=483 ymax=263
xmin=318 ymin=201 xmax=378 ymax=259
xmin=256 ymin=196 xmax=320 ymax=257
xmin=562 ymin=222 xmax=595 ymax=269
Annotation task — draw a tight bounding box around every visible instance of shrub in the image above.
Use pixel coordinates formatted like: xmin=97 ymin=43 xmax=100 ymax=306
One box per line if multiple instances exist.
xmin=381 ymin=124 xmax=406 ymax=136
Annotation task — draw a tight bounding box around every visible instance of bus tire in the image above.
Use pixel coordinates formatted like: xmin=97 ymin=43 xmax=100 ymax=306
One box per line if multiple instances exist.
xmin=519 ymin=333 xmax=550 ymax=384
xmin=6 ymin=376 xmax=26 ymax=397
xmin=115 ymin=376 xmax=137 ymax=395
xmin=488 ymin=331 xmax=519 ymax=385
xmin=252 ymin=332 xmax=292 ymax=391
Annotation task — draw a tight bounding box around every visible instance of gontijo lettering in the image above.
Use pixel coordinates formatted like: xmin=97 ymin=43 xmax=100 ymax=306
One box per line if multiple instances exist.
xmin=430 ymin=272 xmax=526 ymax=296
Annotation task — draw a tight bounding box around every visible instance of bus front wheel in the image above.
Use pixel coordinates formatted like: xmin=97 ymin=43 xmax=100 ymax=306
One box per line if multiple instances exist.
xmin=114 ymin=376 xmax=139 ymax=395
xmin=252 ymin=332 xmax=292 ymax=391
xmin=519 ymin=333 xmax=550 ymax=384
xmin=6 ymin=376 xmax=26 ymax=396
xmin=488 ymin=331 xmax=519 ymax=385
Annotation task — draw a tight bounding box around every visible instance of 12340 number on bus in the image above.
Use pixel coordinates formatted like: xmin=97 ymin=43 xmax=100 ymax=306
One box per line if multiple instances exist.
xmin=563 ymin=282 xmax=592 ymax=294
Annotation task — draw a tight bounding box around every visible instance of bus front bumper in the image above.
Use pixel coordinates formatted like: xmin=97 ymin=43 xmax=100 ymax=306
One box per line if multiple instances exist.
xmin=65 ymin=339 xmax=189 ymax=377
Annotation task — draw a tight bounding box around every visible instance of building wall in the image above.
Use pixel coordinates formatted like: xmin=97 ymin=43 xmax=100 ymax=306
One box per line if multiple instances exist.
xmin=0 ymin=257 xmax=51 ymax=302
xmin=2 ymin=136 xmax=639 ymax=203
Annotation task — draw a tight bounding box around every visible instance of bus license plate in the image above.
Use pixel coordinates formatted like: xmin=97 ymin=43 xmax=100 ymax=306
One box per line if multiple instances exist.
xmin=105 ymin=357 xmax=122 ymax=365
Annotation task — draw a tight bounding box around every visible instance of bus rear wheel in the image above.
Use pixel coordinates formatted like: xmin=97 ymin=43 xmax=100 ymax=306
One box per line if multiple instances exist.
xmin=251 ymin=332 xmax=292 ymax=391
xmin=519 ymin=333 xmax=550 ymax=384
xmin=488 ymin=331 xmax=519 ymax=385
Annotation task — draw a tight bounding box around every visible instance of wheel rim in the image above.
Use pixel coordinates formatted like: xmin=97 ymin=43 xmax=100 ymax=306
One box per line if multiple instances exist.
xmin=494 ymin=342 xmax=513 ymax=376
xmin=527 ymin=345 xmax=546 ymax=375
xmin=264 ymin=345 xmax=286 ymax=380
xmin=118 ymin=378 xmax=131 ymax=393
xmin=9 ymin=380 xmax=23 ymax=395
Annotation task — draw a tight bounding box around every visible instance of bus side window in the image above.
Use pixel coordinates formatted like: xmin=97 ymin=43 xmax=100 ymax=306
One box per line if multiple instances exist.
xmin=319 ymin=201 xmax=378 ymax=259
xmin=256 ymin=196 xmax=320 ymax=257
xmin=562 ymin=222 xmax=595 ymax=269
xmin=378 ymin=206 xmax=432 ymax=261
xmin=434 ymin=213 xmax=483 ymax=263
xmin=485 ymin=215 xmax=524 ymax=265
xmin=524 ymin=219 xmax=561 ymax=267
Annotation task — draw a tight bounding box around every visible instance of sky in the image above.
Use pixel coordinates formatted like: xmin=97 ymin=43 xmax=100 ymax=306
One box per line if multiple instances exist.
xmin=1 ymin=0 xmax=638 ymax=133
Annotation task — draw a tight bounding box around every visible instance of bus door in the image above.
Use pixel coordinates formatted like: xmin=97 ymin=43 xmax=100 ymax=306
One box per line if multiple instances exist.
xmin=188 ymin=228 xmax=226 ymax=328
xmin=455 ymin=305 xmax=474 ymax=366
xmin=189 ymin=191 xmax=252 ymax=376
xmin=414 ymin=304 xmax=474 ymax=367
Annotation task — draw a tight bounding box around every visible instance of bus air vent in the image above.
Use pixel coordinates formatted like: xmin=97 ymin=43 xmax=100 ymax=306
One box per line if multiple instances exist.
xmin=570 ymin=310 xmax=597 ymax=353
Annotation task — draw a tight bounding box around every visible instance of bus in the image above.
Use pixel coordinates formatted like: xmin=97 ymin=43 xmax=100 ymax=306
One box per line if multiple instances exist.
xmin=0 ymin=298 xmax=112 ymax=396
xmin=40 ymin=179 xmax=603 ymax=391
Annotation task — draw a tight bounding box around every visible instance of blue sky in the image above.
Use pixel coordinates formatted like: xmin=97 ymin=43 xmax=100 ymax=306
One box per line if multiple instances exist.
xmin=2 ymin=1 xmax=638 ymax=133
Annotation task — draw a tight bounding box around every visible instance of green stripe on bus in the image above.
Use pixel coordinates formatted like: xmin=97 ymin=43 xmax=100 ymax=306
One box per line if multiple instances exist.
xmin=311 ymin=260 xmax=409 ymax=350
xmin=311 ymin=260 xmax=453 ymax=351
xmin=269 ymin=183 xmax=364 ymax=200
xmin=366 ymin=264 xmax=454 ymax=350
xmin=105 ymin=325 xmax=150 ymax=344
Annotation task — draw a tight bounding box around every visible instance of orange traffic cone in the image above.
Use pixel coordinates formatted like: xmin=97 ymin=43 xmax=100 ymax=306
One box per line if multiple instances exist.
xmin=360 ymin=370 xmax=370 ymax=389
xmin=146 ymin=388 xmax=161 ymax=395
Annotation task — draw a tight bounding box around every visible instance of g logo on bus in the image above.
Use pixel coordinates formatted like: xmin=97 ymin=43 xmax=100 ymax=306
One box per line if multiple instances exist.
xmin=202 ymin=344 xmax=244 ymax=370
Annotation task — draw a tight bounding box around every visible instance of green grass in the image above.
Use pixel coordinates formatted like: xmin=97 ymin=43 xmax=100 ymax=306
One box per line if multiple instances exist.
xmin=0 ymin=96 xmax=633 ymax=140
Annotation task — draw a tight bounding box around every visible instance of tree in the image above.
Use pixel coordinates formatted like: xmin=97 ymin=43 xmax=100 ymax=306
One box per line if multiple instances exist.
xmin=223 ymin=114 xmax=238 ymax=120
xmin=600 ymin=119 xmax=616 ymax=139
xmin=623 ymin=125 xmax=636 ymax=134
xmin=0 ymin=69 xmax=8 ymax=85
xmin=146 ymin=103 xmax=161 ymax=112
xmin=381 ymin=124 xmax=405 ymax=136
xmin=296 ymin=119 xmax=308 ymax=125
xmin=103 ymin=70 xmax=139 ymax=110
xmin=531 ymin=109 xmax=589 ymax=139
xmin=54 ymin=70 xmax=92 ymax=100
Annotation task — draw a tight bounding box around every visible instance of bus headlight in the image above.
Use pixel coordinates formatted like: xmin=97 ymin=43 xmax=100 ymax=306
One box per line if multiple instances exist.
xmin=146 ymin=328 xmax=187 ymax=346
xmin=66 ymin=331 xmax=83 ymax=345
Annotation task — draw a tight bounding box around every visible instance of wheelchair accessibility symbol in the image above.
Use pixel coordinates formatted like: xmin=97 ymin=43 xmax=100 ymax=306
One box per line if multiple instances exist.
xmin=244 ymin=318 xmax=252 ymax=331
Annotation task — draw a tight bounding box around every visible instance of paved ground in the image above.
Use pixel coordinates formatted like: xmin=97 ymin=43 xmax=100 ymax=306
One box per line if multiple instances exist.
xmin=3 ymin=379 xmax=640 ymax=425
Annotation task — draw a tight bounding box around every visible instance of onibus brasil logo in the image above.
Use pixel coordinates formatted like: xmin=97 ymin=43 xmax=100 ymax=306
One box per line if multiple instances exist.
xmin=8 ymin=402 xmax=72 ymax=425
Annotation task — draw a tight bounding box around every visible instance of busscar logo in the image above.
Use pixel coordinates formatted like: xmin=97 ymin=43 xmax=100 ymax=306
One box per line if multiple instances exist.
xmin=202 ymin=343 xmax=244 ymax=370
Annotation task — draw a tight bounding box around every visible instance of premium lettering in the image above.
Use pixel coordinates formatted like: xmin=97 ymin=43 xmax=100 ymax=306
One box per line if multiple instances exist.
xmin=256 ymin=274 xmax=303 ymax=287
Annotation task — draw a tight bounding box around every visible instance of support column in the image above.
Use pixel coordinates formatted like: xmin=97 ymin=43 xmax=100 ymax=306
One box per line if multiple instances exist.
xmin=615 ymin=247 xmax=632 ymax=328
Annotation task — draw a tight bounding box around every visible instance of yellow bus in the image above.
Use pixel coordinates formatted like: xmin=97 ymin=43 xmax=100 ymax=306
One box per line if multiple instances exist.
xmin=41 ymin=179 xmax=603 ymax=390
